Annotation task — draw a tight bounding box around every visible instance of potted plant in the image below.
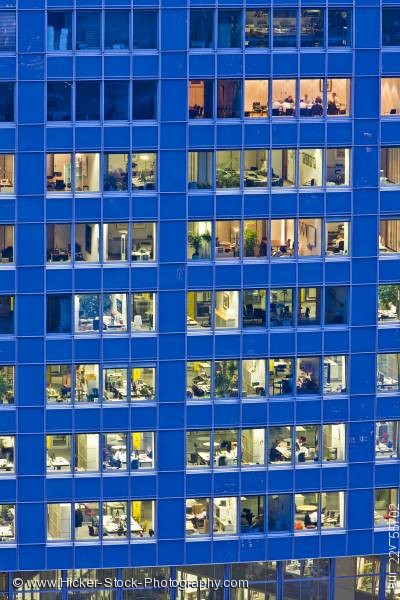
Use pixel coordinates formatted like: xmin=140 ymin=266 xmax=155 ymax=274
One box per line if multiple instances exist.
xmin=188 ymin=231 xmax=203 ymax=259
xmin=244 ymin=228 xmax=258 ymax=257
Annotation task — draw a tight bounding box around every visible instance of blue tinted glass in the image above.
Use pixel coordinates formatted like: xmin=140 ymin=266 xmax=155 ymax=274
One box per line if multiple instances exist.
xmin=0 ymin=83 xmax=13 ymax=121
xmin=301 ymin=9 xmax=324 ymax=47
xmin=325 ymin=286 xmax=348 ymax=324
xmin=47 ymin=81 xmax=72 ymax=121
xmin=47 ymin=295 xmax=71 ymax=333
xmin=47 ymin=11 xmax=72 ymax=50
xmin=217 ymin=79 xmax=242 ymax=118
xmin=0 ymin=296 xmax=13 ymax=334
xmin=132 ymin=11 xmax=157 ymax=49
xmin=218 ymin=10 xmax=242 ymax=48
xmin=76 ymin=11 xmax=101 ymax=50
xmin=105 ymin=10 xmax=129 ymax=50
xmin=76 ymin=81 xmax=100 ymax=120
xmin=190 ymin=9 xmax=214 ymax=48
xmin=245 ymin=9 xmax=269 ymax=48
xmin=273 ymin=10 xmax=297 ymax=47
xmin=132 ymin=80 xmax=157 ymax=120
xmin=328 ymin=10 xmax=351 ymax=47
xmin=0 ymin=12 xmax=15 ymax=52
xmin=104 ymin=81 xmax=129 ymax=120
xmin=382 ymin=9 xmax=400 ymax=46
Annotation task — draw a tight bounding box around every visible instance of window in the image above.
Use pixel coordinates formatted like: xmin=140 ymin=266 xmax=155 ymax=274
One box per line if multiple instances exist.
xmin=294 ymin=492 xmax=320 ymax=531
xmin=48 ymin=504 xmax=70 ymax=540
xmin=103 ymin=502 xmax=127 ymax=538
xmin=380 ymin=220 xmax=400 ymax=253
xmin=301 ymin=9 xmax=324 ymax=47
xmin=379 ymin=285 xmax=400 ymax=323
xmin=0 ymin=12 xmax=15 ymax=52
xmin=218 ymin=10 xmax=241 ymax=48
xmin=298 ymin=287 xmax=321 ymax=325
xmin=271 ymin=80 xmax=296 ymax=117
xmin=299 ymin=149 xmax=323 ymax=187
xmin=217 ymin=80 xmax=242 ymax=118
xmin=103 ymin=433 xmax=127 ymax=471
xmin=47 ymin=435 xmax=71 ymax=472
xmin=131 ymin=501 xmax=155 ymax=538
xmin=245 ymin=9 xmax=269 ymax=48
xmin=321 ymin=491 xmax=345 ymax=529
xmin=374 ymin=489 xmax=398 ymax=527
xmin=0 ymin=225 xmax=13 ymax=264
xmin=216 ymin=220 xmax=240 ymax=259
xmin=47 ymin=295 xmax=71 ymax=333
xmin=76 ymin=11 xmax=101 ymax=50
xmin=298 ymin=218 xmax=322 ymax=256
xmin=244 ymin=150 xmax=268 ymax=188
xmin=105 ymin=10 xmax=129 ymax=50
xmin=328 ymin=9 xmax=351 ymax=46
xmin=0 ymin=435 xmax=13 ymax=474
xmin=186 ymin=361 xmax=211 ymax=400
xmin=0 ymin=505 xmax=13 ymax=541
xmin=269 ymin=358 xmax=293 ymax=396
xmin=377 ymin=354 xmax=400 ymax=392
xmin=46 ymin=153 xmax=71 ymax=192
xmin=103 ymin=368 xmax=128 ymax=402
xmin=271 ymin=149 xmax=296 ymax=187
xmin=186 ymin=431 xmax=211 ymax=468
xmin=190 ymin=9 xmax=214 ymax=49
xmin=325 ymin=286 xmax=348 ymax=324
xmin=76 ymin=81 xmax=100 ymax=121
xmin=381 ymin=148 xmax=400 ymax=186
xmin=216 ymin=150 xmax=240 ymax=188
xmin=381 ymin=78 xmax=400 ymax=116
xmin=299 ymin=79 xmax=323 ymax=117
xmin=324 ymin=356 xmax=347 ymax=394
xmin=242 ymin=359 xmax=266 ymax=398
xmin=188 ymin=221 xmax=212 ymax=260
xmin=75 ymin=223 xmax=99 ymax=262
xmin=382 ymin=9 xmax=400 ymax=46
xmin=131 ymin=432 xmax=154 ymax=470
xmin=213 ymin=498 xmax=237 ymax=534
xmin=326 ymin=222 xmax=349 ymax=255
xmin=326 ymin=148 xmax=350 ymax=186
xmin=273 ymin=10 xmax=296 ymax=47
xmin=132 ymin=153 xmax=156 ymax=191
xmin=322 ymin=424 xmax=346 ymax=462
xmin=132 ymin=292 xmax=155 ymax=331
xmin=132 ymin=11 xmax=158 ymax=49
xmin=47 ymin=11 xmax=72 ymax=51
xmin=328 ymin=79 xmax=351 ymax=116
xmin=269 ymin=426 xmax=292 ymax=464
xmin=187 ymin=291 xmax=211 ymax=329
xmin=186 ymin=499 xmax=210 ymax=535
xmin=295 ymin=426 xmax=318 ymax=463
xmin=215 ymin=290 xmax=239 ymax=329
xmin=104 ymin=81 xmax=129 ymax=120
xmin=103 ymin=154 xmax=128 ymax=191
xmin=75 ymin=153 xmax=100 ymax=192
xmin=296 ymin=357 xmax=321 ymax=395
xmin=375 ymin=422 xmax=399 ymax=459
xmin=47 ymin=81 xmax=71 ymax=122
xmin=0 ymin=155 xmax=13 ymax=193
xmin=268 ymin=494 xmax=291 ymax=532
xmin=46 ymin=365 xmax=71 ymax=403
xmin=103 ymin=293 xmax=127 ymax=332
xmin=132 ymin=81 xmax=157 ymax=120
xmin=241 ymin=429 xmax=265 ymax=466
xmin=241 ymin=496 xmax=264 ymax=533
xmin=75 ymin=364 xmax=99 ymax=403
xmin=103 ymin=223 xmax=128 ymax=261
xmin=270 ymin=288 xmax=293 ymax=327
xmin=131 ymin=367 xmax=155 ymax=401
xmin=214 ymin=360 xmax=239 ymax=398
xmin=46 ymin=224 xmax=71 ymax=263
xmin=189 ymin=80 xmax=213 ymax=119
xmin=188 ymin=151 xmax=213 ymax=189
xmin=270 ymin=219 xmax=295 ymax=257
xmin=245 ymin=80 xmax=268 ymax=117
xmin=75 ymin=434 xmax=99 ymax=472
xmin=243 ymin=289 xmax=266 ymax=327
xmin=132 ymin=222 xmax=156 ymax=261
xmin=75 ymin=503 xmax=100 ymax=540
xmin=0 ymin=83 xmax=13 ymax=122
xmin=74 ymin=294 xmax=100 ymax=333
xmin=0 ymin=366 xmax=13 ymax=404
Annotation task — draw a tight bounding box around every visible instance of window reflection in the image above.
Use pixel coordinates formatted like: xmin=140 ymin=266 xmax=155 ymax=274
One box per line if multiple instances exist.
xmin=218 ymin=10 xmax=241 ymax=48
xmin=245 ymin=10 xmax=269 ymax=48
xmin=47 ymin=295 xmax=71 ymax=333
xmin=268 ymin=494 xmax=291 ymax=532
xmin=132 ymin=153 xmax=156 ymax=191
xmin=186 ymin=361 xmax=211 ymax=399
xmin=328 ymin=9 xmax=351 ymax=47
xmin=132 ymin=11 xmax=158 ymax=49
xmin=270 ymin=288 xmax=293 ymax=327
xmin=105 ymin=10 xmax=129 ymax=50
xmin=103 ymin=154 xmax=128 ymax=191
xmin=190 ymin=9 xmax=214 ymax=49
xmin=217 ymin=80 xmax=242 ymax=118
xmin=273 ymin=10 xmax=296 ymax=47
xmin=325 ymin=286 xmax=348 ymax=324
xmin=0 ymin=295 xmax=13 ymax=334
xmin=76 ymin=11 xmax=101 ymax=50
xmin=75 ymin=294 xmax=100 ymax=333
xmin=75 ymin=364 xmax=99 ymax=403
xmin=76 ymin=81 xmax=100 ymax=121
xmin=301 ymin=9 xmax=324 ymax=48
xmin=382 ymin=9 xmax=400 ymax=46
xmin=47 ymin=11 xmax=72 ymax=50
xmin=132 ymin=81 xmax=157 ymax=120
xmin=0 ymin=83 xmax=14 ymax=122
xmin=104 ymin=81 xmax=129 ymax=120
xmin=47 ymin=81 xmax=71 ymax=121
xmin=0 ymin=12 xmax=15 ymax=52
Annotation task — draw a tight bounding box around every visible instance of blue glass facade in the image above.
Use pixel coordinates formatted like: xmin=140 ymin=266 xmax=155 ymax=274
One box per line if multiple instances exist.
xmin=0 ymin=0 xmax=399 ymax=597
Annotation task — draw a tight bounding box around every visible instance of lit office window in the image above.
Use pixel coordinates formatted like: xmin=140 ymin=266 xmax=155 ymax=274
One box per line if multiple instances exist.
xmin=0 ymin=155 xmax=13 ymax=193
xmin=213 ymin=498 xmax=237 ymax=534
xmin=75 ymin=153 xmax=100 ymax=192
xmin=188 ymin=151 xmax=213 ymax=189
xmin=269 ymin=358 xmax=293 ymax=396
xmin=217 ymin=80 xmax=242 ymax=118
xmin=216 ymin=220 xmax=241 ymax=259
xmin=0 ymin=296 xmax=13 ymax=333
xmin=378 ymin=285 xmax=400 ymax=323
xmin=326 ymin=148 xmax=350 ymax=186
xmin=268 ymin=494 xmax=292 ymax=532
xmin=244 ymin=80 xmax=268 ymax=117
xmin=298 ymin=218 xmax=322 ymax=256
xmin=375 ymin=421 xmax=399 ymax=459
xmin=382 ymin=9 xmax=400 ymax=46
xmin=244 ymin=150 xmax=268 ymax=188
xmin=131 ymin=292 xmax=155 ymax=331
xmin=328 ymin=10 xmax=351 ymax=46
xmin=103 ymin=293 xmax=127 ymax=332
xmin=381 ymin=147 xmax=400 ymax=186
xmin=327 ymin=79 xmax=351 ymax=116
xmin=271 ymin=149 xmax=296 ymax=186
xmin=241 ymin=496 xmax=264 ymax=534
xmin=188 ymin=221 xmax=212 ymax=260
xmin=131 ymin=367 xmax=155 ymax=401
xmin=325 ymin=286 xmax=348 ymax=324
xmin=131 ymin=501 xmax=155 ymax=538
xmin=186 ymin=499 xmax=210 ymax=536
xmin=76 ymin=11 xmax=101 ymax=50
xmin=74 ymin=364 xmax=99 ymax=403
xmin=269 ymin=426 xmax=292 ymax=464
xmin=187 ymin=291 xmax=212 ymax=330
xmin=322 ymin=424 xmax=346 ymax=462
xmin=325 ymin=222 xmax=349 ymax=255
xmin=132 ymin=80 xmax=157 ymax=120
xmin=242 ymin=359 xmax=266 ymax=398
xmin=245 ymin=9 xmax=269 ymax=48
xmin=294 ymin=492 xmax=320 ymax=531
xmin=271 ymin=80 xmax=295 ymax=117
xmin=299 ymin=79 xmax=323 ymax=117
xmin=298 ymin=287 xmax=321 ymax=325
xmin=273 ymin=9 xmax=296 ymax=47
xmin=46 ymin=153 xmax=71 ymax=192
xmin=103 ymin=433 xmax=127 ymax=472
xmin=214 ymin=360 xmax=239 ymax=398
xmin=214 ymin=430 xmax=238 ymax=467
xmin=381 ymin=78 xmax=400 ymax=116
xmin=186 ymin=361 xmax=211 ymax=400
xmin=243 ymin=289 xmax=266 ymax=328
xmin=321 ymin=492 xmax=345 ymax=528
xmin=0 ymin=435 xmax=13 ymax=474
xmin=46 ymin=365 xmax=71 ymax=403
xmin=103 ymin=367 xmax=128 ymax=402
xmin=104 ymin=10 xmax=129 ymax=50
xmin=189 ymin=80 xmax=213 ymax=119
xmin=216 ymin=150 xmax=241 ymax=188
xmin=215 ymin=290 xmax=239 ymax=329
xmin=324 ymin=356 xmax=347 ymax=394
xmin=241 ymin=429 xmax=265 ymax=466
xmin=102 ymin=502 xmax=128 ymax=538
xmin=47 ymin=81 xmax=71 ymax=122
xmin=270 ymin=288 xmax=293 ymax=327
xmin=46 ymin=224 xmax=71 ymax=263
xmin=131 ymin=432 xmax=154 ymax=470
xmin=0 ymin=12 xmax=15 ymax=52
xmin=75 ymin=503 xmax=99 ymax=540
xmin=186 ymin=431 xmax=211 ymax=468
xmin=132 ymin=11 xmax=158 ymax=49
xmin=301 ymin=9 xmax=324 ymax=47
xmin=0 ymin=225 xmax=13 ymax=264
xmin=190 ymin=9 xmax=214 ymax=49
xmin=75 ymin=223 xmax=99 ymax=262
xmin=76 ymin=81 xmax=100 ymax=121
xmin=377 ymin=353 xmax=400 ymax=393
xmin=47 ymin=503 xmax=71 ymax=541
xmin=299 ymin=149 xmax=323 ymax=186
xmin=270 ymin=219 xmax=295 ymax=257
xmin=296 ymin=357 xmax=321 ymax=395
xmin=0 ymin=366 xmax=13 ymax=405
xmin=104 ymin=81 xmax=129 ymax=120
xmin=374 ymin=489 xmax=398 ymax=527
xmin=74 ymin=294 xmax=100 ymax=333
xmin=218 ymin=9 xmax=241 ymax=48
xmin=47 ymin=435 xmax=71 ymax=472
xmin=243 ymin=220 xmax=267 ymax=258
xmin=47 ymin=295 xmax=71 ymax=333
xmin=75 ymin=434 xmax=99 ymax=472
xmin=132 ymin=222 xmax=156 ymax=261
xmin=379 ymin=219 xmax=400 ymax=253
xmin=132 ymin=153 xmax=156 ymax=191
xmin=103 ymin=153 xmax=128 ymax=191
xmin=47 ymin=11 xmax=72 ymax=51
xmin=103 ymin=223 xmax=128 ymax=261
xmin=295 ymin=426 xmax=318 ymax=463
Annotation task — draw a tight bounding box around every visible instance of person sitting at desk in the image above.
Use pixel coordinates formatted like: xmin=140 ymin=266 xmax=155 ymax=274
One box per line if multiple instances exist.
xmin=304 ymin=510 xmax=319 ymax=528
xmin=310 ymin=97 xmax=323 ymax=116
xmin=269 ymin=439 xmax=290 ymax=462
xmin=296 ymin=436 xmax=309 ymax=463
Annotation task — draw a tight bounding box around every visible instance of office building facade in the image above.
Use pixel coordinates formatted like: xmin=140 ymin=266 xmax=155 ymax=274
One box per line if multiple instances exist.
xmin=0 ymin=0 xmax=398 ymax=598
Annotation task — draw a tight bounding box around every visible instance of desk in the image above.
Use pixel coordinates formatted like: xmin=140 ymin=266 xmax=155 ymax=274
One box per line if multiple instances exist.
xmin=0 ymin=459 xmax=13 ymax=471
xmin=197 ymin=451 xmax=210 ymax=464
xmin=297 ymin=504 xmax=317 ymax=513
xmin=0 ymin=525 xmax=13 ymax=539
xmin=132 ymin=250 xmax=151 ymax=261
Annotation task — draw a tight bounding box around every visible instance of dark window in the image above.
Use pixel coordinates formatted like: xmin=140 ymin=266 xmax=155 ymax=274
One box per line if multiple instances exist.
xmin=301 ymin=9 xmax=324 ymax=47
xmin=328 ymin=9 xmax=351 ymax=47
xmin=132 ymin=80 xmax=157 ymax=120
xmin=0 ymin=83 xmax=13 ymax=122
xmin=47 ymin=11 xmax=72 ymax=50
xmin=217 ymin=79 xmax=242 ymax=118
xmin=245 ymin=9 xmax=269 ymax=48
xmin=189 ymin=80 xmax=213 ymax=119
xmin=76 ymin=11 xmax=101 ymax=50
xmin=218 ymin=9 xmax=242 ymax=48
xmin=273 ymin=9 xmax=297 ymax=47
xmin=325 ymin=286 xmax=348 ymax=325
xmin=132 ymin=11 xmax=158 ymax=49
xmin=105 ymin=10 xmax=130 ymax=50
xmin=0 ymin=12 xmax=16 ymax=52
xmin=47 ymin=81 xmax=72 ymax=121
xmin=47 ymin=295 xmax=71 ymax=334
xmin=383 ymin=8 xmax=400 ymax=46
xmin=0 ymin=225 xmax=13 ymax=263
xmin=104 ymin=80 xmax=129 ymax=120
xmin=76 ymin=81 xmax=100 ymax=121
xmin=190 ymin=9 xmax=214 ymax=48
xmin=0 ymin=296 xmax=13 ymax=334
